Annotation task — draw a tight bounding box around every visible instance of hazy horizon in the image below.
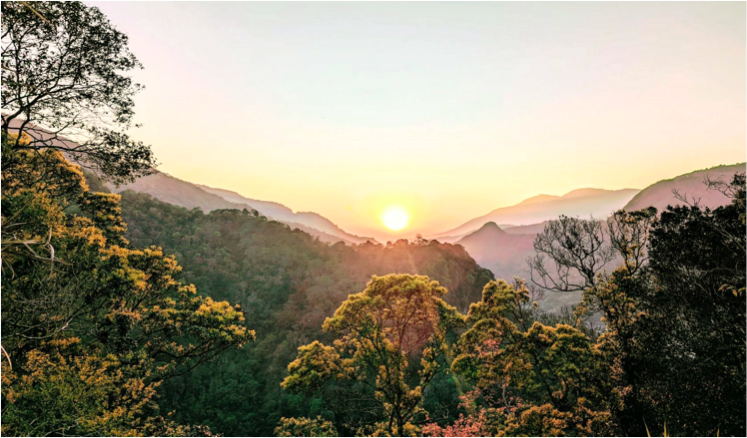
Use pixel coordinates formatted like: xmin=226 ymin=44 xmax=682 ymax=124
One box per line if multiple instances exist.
xmin=92 ymin=1 xmax=746 ymax=240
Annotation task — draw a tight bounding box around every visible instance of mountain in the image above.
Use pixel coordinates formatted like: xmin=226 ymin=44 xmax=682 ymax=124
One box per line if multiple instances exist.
xmin=433 ymin=188 xmax=639 ymax=240
xmin=624 ymin=163 xmax=746 ymax=212
xmin=518 ymin=194 xmax=561 ymax=205
xmin=5 ymin=119 xmax=376 ymax=245
xmin=197 ymin=184 xmax=376 ymax=244
xmin=107 ymin=171 xmax=241 ymax=211
xmin=503 ymin=221 xmax=550 ymax=235
xmin=455 ymin=222 xmax=536 ymax=285
xmin=196 ymin=184 xmax=296 ymax=220
xmin=107 ymin=171 xmax=376 ymax=245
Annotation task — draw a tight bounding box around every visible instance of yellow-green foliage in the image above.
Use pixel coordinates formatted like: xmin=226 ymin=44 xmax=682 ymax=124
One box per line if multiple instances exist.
xmin=1 ymin=133 xmax=254 ymax=436
xmin=3 ymin=347 xmax=163 ymax=436
xmin=118 ymin=188 xmax=495 ymax=436
xmin=275 ymin=416 xmax=338 ymax=437
xmin=451 ymin=280 xmax=615 ymax=437
xmin=281 ymin=274 xmax=464 ymax=437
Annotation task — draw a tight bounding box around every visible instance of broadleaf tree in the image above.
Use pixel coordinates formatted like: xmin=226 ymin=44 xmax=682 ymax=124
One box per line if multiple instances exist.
xmin=1 ymin=1 xmax=156 ymax=184
xmin=281 ymin=274 xmax=465 ymax=436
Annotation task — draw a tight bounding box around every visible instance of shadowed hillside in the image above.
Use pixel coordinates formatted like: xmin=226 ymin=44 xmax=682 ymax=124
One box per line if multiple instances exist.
xmin=108 ymin=171 xmax=376 ymax=245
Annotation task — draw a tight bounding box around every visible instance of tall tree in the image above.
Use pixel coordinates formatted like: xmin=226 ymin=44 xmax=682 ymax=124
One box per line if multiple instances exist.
xmin=642 ymin=174 xmax=745 ymax=435
xmin=281 ymin=274 xmax=465 ymax=436
xmin=1 ymin=1 xmax=155 ymax=184
xmin=581 ymin=173 xmax=745 ymax=436
xmin=1 ymin=132 xmax=253 ymax=435
xmin=450 ymin=279 xmax=613 ymax=437
xmin=528 ymin=215 xmax=615 ymax=294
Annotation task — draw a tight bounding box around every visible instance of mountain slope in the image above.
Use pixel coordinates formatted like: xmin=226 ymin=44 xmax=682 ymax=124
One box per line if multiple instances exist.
xmin=107 ymin=171 xmax=376 ymax=244
xmin=198 ymin=184 xmax=376 ymax=244
xmin=455 ymin=222 xmax=536 ymax=283
xmin=503 ymin=221 xmax=550 ymax=235
xmin=7 ymin=119 xmax=376 ymax=245
xmin=107 ymin=171 xmax=241 ymax=212
xmin=624 ymin=163 xmax=746 ymax=212
xmin=434 ymin=188 xmax=639 ymax=239
xmin=197 ymin=184 xmax=296 ymax=220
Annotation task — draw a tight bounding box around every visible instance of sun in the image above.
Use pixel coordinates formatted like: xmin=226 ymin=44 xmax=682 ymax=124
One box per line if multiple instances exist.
xmin=381 ymin=206 xmax=410 ymax=231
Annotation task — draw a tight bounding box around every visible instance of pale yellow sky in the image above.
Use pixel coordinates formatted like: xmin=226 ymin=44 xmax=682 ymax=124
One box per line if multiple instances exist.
xmin=93 ymin=2 xmax=746 ymax=239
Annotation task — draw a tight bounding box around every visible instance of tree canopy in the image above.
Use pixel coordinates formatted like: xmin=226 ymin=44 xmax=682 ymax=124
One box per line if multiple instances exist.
xmin=2 ymin=2 xmax=744 ymax=436
xmin=1 ymin=1 xmax=156 ymax=184
xmin=1 ymin=87 xmax=251 ymax=438
xmin=118 ymin=193 xmax=495 ymax=436
xmin=282 ymin=274 xmax=464 ymax=436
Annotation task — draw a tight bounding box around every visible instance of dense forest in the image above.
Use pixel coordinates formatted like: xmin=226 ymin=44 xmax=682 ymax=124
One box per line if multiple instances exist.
xmin=118 ymin=190 xmax=494 ymax=436
xmin=2 ymin=2 xmax=746 ymax=437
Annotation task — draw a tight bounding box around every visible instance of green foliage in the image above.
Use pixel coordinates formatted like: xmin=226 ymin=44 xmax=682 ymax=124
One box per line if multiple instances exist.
xmin=593 ymin=173 xmax=746 ymax=436
xmin=282 ymin=341 xmax=342 ymax=393
xmin=281 ymin=274 xmax=463 ymax=436
xmin=511 ymin=173 xmax=746 ymax=437
xmin=118 ymin=192 xmax=493 ymax=436
xmin=275 ymin=416 xmax=338 ymax=437
xmin=1 ymin=134 xmax=253 ymax=436
xmin=1 ymin=347 xmax=213 ymax=437
xmin=450 ymin=280 xmax=613 ymax=437
xmin=1 ymin=1 xmax=156 ymax=184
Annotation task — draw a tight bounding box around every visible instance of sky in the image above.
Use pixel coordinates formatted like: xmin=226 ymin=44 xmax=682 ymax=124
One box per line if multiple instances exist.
xmin=92 ymin=1 xmax=746 ymax=240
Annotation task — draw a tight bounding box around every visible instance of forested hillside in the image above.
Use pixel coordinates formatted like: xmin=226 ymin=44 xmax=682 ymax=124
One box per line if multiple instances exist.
xmin=119 ymin=191 xmax=494 ymax=435
xmin=2 ymin=2 xmax=745 ymax=437
xmin=109 ymin=170 xmax=376 ymax=245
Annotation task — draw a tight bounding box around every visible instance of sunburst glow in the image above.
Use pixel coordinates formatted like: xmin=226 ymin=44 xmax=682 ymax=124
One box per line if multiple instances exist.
xmin=381 ymin=206 xmax=410 ymax=231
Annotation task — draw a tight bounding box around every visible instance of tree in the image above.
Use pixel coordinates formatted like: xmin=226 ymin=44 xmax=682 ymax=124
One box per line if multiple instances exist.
xmin=451 ymin=280 xmax=614 ymax=437
xmin=1 ymin=133 xmax=254 ymax=435
xmin=642 ymin=179 xmax=745 ymax=435
xmin=281 ymin=274 xmax=465 ymax=436
xmin=528 ymin=216 xmax=615 ymax=293
xmin=606 ymin=207 xmax=657 ymax=276
xmin=275 ymin=416 xmax=338 ymax=437
xmin=2 ymin=1 xmax=156 ymax=184
xmin=528 ymin=209 xmax=659 ymax=320
xmin=705 ymin=172 xmax=746 ymax=225
xmin=584 ymin=173 xmax=746 ymax=436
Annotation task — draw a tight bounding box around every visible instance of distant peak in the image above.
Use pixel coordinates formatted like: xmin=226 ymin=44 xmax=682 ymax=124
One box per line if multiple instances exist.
xmin=456 ymin=221 xmax=506 ymax=244
xmin=482 ymin=221 xmax=501 ymax=230
xmin=474 ymin=221 xmax=506 ymax=235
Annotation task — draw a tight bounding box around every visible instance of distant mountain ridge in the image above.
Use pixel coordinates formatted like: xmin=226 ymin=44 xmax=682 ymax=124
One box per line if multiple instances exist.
xmin=624 ymin=163 xmax=745 ymax=212
xmin=5 ymin=119 xmax=377 ymax=245
xmin=196 ymin=183 xmax=376 ymax=244
xmin=196 ymin=184 xmax=295 ymax=219
xmin=444 ymin=164 xmax=744 ymax=313
xmin=432 ymin=187 xmax=640 ymax=240
xmin=106 ymin=171 xmax=377 ymax=245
